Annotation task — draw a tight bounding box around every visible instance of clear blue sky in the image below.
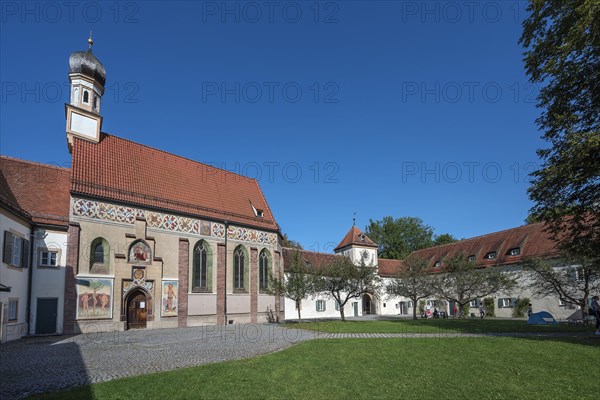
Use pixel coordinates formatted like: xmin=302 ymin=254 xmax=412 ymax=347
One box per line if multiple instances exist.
xmin=0 ymin=1 xmax=544 ymax=252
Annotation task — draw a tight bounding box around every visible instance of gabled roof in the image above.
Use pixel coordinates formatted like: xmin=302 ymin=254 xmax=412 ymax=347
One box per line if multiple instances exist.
xmin=282 ymin=247 xmax=340 ymax=273
xmin=377 ymin=258 xmax=404 ymax=277
xmin=0 ymin=156 xmax=70 ymax=228
xmin=409 ymin=223 xmax=559 ymax=269
xmin=71 ymin=134 xmax=279 ymax=231
xmin=334 ymin=226 xmax=378 ymax=252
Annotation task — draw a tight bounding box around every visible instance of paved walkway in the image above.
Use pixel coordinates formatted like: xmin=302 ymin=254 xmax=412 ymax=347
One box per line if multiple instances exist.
xmin=0 ymin=325 xmax=595 ymax=399
xmin=0 ymin=325 xmax=318 ymax=399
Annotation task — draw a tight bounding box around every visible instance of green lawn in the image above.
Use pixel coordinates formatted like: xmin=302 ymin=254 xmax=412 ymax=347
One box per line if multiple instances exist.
xmin=33 ymin=337 xmax=600 ymax=400
xmin=288 ymin=318 xmax=594 ymax=334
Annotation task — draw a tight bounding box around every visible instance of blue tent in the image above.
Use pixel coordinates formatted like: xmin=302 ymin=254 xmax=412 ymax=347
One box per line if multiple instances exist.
xmin=527 ymin=311 xmax=557 ymax=325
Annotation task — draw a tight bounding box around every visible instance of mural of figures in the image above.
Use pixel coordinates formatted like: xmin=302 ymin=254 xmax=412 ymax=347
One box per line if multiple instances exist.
xmin=76 ymin=278 xmax=113 ymax=319
xmin=129 ymin=241 xmax=151 ymax=263
xmin=162 ymin=280 xmax=178 ymax=317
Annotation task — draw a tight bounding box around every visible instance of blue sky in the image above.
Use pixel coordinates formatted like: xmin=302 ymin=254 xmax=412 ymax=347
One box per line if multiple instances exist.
xmin=0 ymin=1 xmax=544 ymax=251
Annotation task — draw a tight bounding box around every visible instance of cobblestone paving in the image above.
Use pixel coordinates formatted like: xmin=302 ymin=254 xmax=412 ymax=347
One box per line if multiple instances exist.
xmin=0 ymin=325 xmax=318 ymax=399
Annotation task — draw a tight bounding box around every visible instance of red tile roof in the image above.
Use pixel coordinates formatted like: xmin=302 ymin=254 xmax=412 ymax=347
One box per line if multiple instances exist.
xmin=334 ymin=226 xmax=378 ymax=252
xmin=377 ymin=258 xmax=404 ymax=277
xmin=408 ymin=223 xmax=559 ymax=269
xmin=71 ymin=134 xmax=279 ymax=232
xmin=282 ymin=247 xmax=340 ymax=273
xmin=0 ymin=156 xmax=70 ymax=228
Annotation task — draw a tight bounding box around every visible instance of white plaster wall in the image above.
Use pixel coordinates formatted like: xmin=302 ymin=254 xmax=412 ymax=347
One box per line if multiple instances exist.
xmin=30 ymin=229 xmax=67 ymax=335
xmin=284 ymin=293 xmax=362 ymax=321
xmin=0 ymin=210 xmax=31 ymax=342
xmin=188 ymin=293 xmax=217 ymax=315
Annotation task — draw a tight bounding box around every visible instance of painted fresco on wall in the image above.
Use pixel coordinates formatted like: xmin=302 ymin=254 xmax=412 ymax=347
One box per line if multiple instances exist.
xmin=129 ymin=241 xmax=151 ymax=263
xmin=76 ymin=278 xmax=113 ymax=319
xmin=162 ymin=280 xmax=178 ymax=317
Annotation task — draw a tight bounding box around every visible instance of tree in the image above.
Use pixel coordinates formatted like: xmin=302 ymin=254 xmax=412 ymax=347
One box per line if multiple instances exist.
xmin=433 ymin=233 xmax=458 ymax=246
xmin=316 ymin=256 xmax=379 ymax=321
xmin=266 ymin=250 xmax=315 ymax=322
xmin=432 ymin=254 xmax=517 ymax=318
xmin=88 ymin=279 xmax=105 ymax=316
xmin=524 ymin=256 xmax=599 ymax=317
xmin=386 ymin=256 xmax=433 ymax=320
xmin=365 ymin=216 xmax=435 ymax=259
xmin=281 ymin=233 xmax=303 ymax=250
xmin=520 ymin=0 xmax=600 ymax=267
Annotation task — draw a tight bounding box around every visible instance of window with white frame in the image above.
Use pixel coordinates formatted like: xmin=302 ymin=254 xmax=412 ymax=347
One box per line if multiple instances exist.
xmin=8 ymin=299 xmax=18 ymax=321
xmin=485 ymin=251 xmax=497 ymax=260
xmin=39 ymin=250 xmax=58 ymax=267
xmin=498 ymin=298 xmax=516 ymax=308
xmin=426 ymin=300 xmax=438 ymax=308
xmin=469 ymin=299 xmax=482 ymax=307
xmin=468 ymin=255 xmax=476 ymax=262
xmin=508 ymin=247 xmax=520 ymax=256
xmin=316 ymin=300 xmax=326 ymax=312
xmin=3 ymin=231 xmax=29 ymax=268
xmin=335 ymin=300 xmax=341 ymax=311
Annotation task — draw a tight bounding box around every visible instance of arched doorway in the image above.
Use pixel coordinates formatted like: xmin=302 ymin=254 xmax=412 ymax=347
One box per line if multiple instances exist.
xmin=126 ymin=289 xmax=148 ymax=329
xmin=362 ymin=293 xmax=374 ymax=315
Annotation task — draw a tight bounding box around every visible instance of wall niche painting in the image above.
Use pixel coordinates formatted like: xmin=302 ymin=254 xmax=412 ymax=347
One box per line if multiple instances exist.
xmin=162 ymin=280 xmax=178 ymax=317
xmin=76 ymin=278 xmax=113 ymax=319
xmin=129 ymin=240 xmax=151 ymax=264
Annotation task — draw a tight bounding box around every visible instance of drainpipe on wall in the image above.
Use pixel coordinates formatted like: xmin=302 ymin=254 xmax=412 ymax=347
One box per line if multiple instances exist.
xmin=26 ymin=229 xmax=36 ymax=336
xmin=223 ymin=220 xmax=229 ymax=325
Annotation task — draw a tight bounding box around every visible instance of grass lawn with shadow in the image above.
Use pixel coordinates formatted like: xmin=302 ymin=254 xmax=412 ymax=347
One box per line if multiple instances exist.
xmin=32 ymin=336 xmax=599 ymax=400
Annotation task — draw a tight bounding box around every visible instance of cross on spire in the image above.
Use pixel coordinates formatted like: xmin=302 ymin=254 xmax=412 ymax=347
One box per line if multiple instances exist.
xmin=88 ymin=31 xmax=93 ymax=52
xmin=353 ymin=212 xmax=356 ymax=227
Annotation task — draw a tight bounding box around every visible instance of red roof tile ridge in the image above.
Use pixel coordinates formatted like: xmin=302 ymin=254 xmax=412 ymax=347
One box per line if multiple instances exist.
xmin=0 ymin=155 xmax=70 ymax=172
xmin=97 ymin=132 xmax=258 ymax=184
xmin=409 ymin=223 xmax=548 ymax=254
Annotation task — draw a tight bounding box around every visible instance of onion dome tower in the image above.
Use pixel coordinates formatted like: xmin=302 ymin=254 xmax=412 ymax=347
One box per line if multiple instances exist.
xmin=65 ymin=33 xmax=106 ymax=152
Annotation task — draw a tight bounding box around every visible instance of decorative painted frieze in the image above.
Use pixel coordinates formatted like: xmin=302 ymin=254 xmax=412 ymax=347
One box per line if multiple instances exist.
xmin=72 ymin=197 xmax=278 ymax=245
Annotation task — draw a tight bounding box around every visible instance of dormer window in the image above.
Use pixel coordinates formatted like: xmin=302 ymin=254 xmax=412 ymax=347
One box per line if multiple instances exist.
xmin=485 ymin=251 xmax=497 ymax=260
xmin=250 ymin=202 xmax=263 ymax=218
xmin=468 ymin=255 xmax=476 ymax=262
xmin=434 ymin=260 xmax=441 ymax=268
xmin=508 ymin=247 xmax=520 ymax=256
xmin=359 ymin=234 xmax=366 ymax=242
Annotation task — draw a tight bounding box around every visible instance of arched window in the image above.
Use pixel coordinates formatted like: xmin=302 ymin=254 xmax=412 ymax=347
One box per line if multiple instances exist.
xmin=83 ymin=90 xmax=89 ymax=103
xmin=93 ymin=95 xmax=98 ymax=110
xmin=90 ymin=237 xmax=109 ymax=274
xmin=192 ymin=241 xmax=212 ymax=292
xmin=234 ymin=246 xmax=247 ymax=291
xmin=259 ymin=250 xmax=270 ymax=292
xmin=94 ymin=243 xmax=104 ymax=264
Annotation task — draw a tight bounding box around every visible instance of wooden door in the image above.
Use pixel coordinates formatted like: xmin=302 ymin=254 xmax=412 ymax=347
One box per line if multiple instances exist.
xmin=127 ymin=292 xmax=147 ymax=329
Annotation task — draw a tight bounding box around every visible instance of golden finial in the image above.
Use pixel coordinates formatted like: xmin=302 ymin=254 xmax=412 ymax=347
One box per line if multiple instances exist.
xmin=88 ymin=30 xmax=93 ymax=52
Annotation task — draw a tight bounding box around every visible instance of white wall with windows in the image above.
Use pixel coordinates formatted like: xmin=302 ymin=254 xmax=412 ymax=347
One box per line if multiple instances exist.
xmin=0 ymin=210 xmax=32 ymax=342
xmin=284 ymin=292 xmax=363 ymax=321
xmin=29 ymin=229 xmax=67 ymax=335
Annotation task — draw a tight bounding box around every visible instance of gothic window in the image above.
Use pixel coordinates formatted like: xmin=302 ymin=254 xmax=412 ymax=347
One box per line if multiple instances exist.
xmin=90 ymin=238 xmax=109 ymax=274
xmin=259 ymin=250 xmax=270 ymax=292
xmin=83 ymin=90 xmax=89 ymax=103
xmin=192 ymin=241 xmax=212 ymax=292
xmin=234 ymin=246 xmax=247 ymax=291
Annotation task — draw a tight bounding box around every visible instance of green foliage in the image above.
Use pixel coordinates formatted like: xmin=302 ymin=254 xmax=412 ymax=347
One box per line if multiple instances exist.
xmin=512 ymin=298 xmax=531 ymax=318
xmin=281 ymin=233 xmax=303 ymax=249
xmin=462 ymin=303 xmax=470 ymax=318
xmin=433 ymin=253 xmax=517 ymax=316
xmin=365 ymin=216 xmax=435 ymax=259
xmin=483 ymin=297 xmax=496 ymax=317
xmin=520 ymin=0 xmax=600 ymax=266
xmin=524 ymin=257 xmax=599 ymax=317
xmin=316 ymin=256 xmax=379 ymax=321
xmin=386 ymin=256 xmax=433 ymax=319
xmin=418 ymin=300 xmax=425 ymax=316
xmin=265 ymin=250 xmax=315 ymax=322
xmin=433 ymin=233 xmax=458 ymax=246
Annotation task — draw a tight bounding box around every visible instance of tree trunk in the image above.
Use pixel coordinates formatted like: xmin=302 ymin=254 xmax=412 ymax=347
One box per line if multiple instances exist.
xmin=412 ymin=299 xmax=418 ymax=320
xmin=581 ymin=292 xmax=589 ymax=317
xmin=340 ymin=307 xmax=345 ymax=321
xmin=296 ymin=299 xmax=302 ymax=323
